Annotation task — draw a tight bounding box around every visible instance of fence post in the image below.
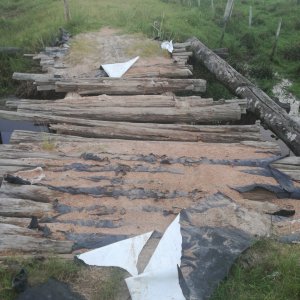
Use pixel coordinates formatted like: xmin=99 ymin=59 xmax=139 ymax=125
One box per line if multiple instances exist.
xmin=270 ymin=18 xmax=282 ymax=61
xmin=63 ymin=0 xmax=71 ymax=22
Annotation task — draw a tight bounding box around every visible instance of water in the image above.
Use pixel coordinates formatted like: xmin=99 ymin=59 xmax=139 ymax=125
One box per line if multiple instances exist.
xmin=0 ymin=119 xmax=48 ymax=144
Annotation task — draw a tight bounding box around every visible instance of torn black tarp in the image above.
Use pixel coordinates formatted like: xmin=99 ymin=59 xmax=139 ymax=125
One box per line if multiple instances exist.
xmin=178 ymin=192 xmax=271 ymax=300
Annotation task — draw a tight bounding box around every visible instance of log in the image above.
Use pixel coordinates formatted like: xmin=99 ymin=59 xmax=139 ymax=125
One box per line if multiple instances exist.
xmin=12 ymin=72 xmax=56 ymax=82
xmin=0 ymin=182 xmax=59 ymax=203
xmin=0 ymin=198 xmax=53 ymax=218
xmin=0 ymin=216 xmax=31 ymax=227
xmin=271 ymin=157 xmax=300 ymax=181
xmin=50 ymin=123 xmax=262 ymax=143
xmin=188 ymin=37 xmax=300 ymax=155
xmin=55 ymin=78 xmax=206 ymax=95
xmin=124 ymin=68 xmax=193 ymax=78
xmin=172 ymin=51 xmax=193 ymax=57
xmin=16 ymin=95 xmax=215 ymax=109
xmin=0 ymin=235 xmax=73 ymax=254
xmin=9 ymin=131 xmax=280 ymax=154
xmin=0 ymin=102 xmax=241 ymax=124
xmin=19 ymin=103 xmax=241 ymax=123
xmin=0 ymin=223 xmax=41 ymax=237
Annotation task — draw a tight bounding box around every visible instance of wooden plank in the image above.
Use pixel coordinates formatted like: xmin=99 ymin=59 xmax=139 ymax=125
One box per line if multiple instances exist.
xmin=50 ymin=123 xmax=262 ymax=143
xmin=20 ymin=104 xmax=241 ymax=123
xmin=271 ymin=157 xmax=300 ymax=181
xmin=55 ymin=78 xmax=206 ymax=95
xmin=0 ymin=223 xmax=41 ymax=237
xmin=9 ymin=131 xmax=280 ymax=154
xmin=0 ymin=198 xmax=53 ymax=218
xmin=0 ymin=103 xmax=242 ymax=124
xmin=16 ymin=95 xmax=215 ymax=109
xmin=12 ymin=72 xmax=56 ymax=82
xmin=0 ymin=235 xmax=73 ymax=254
xmin=0 ymin=216 xmax=31 ymax=227
xmin=188 ymin=37 xmax=300 ymax=155
xmin=0 ymin=182 xmax=59 ymax=203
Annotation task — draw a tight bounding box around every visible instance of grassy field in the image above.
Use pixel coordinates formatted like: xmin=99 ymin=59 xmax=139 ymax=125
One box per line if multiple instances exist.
xmin=0 ymin=0 xmax=300 ymax=97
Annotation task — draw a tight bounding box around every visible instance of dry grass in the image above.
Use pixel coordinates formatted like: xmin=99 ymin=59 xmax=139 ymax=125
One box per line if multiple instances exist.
xmin=0 ymin=257 xmax=129 ymax=300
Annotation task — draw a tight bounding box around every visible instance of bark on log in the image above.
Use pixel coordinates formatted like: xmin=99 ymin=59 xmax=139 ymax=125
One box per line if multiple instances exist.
xmin=0 ymin=103 xmax=241 ymax=124
xmin=0 ymin=198 xmax=53 ymax=218
xmin=55 ymin=78 xmax=206 ymax=95
xmin=9 ymin=130 xmax=280 ymax=154
xmin=15 ymin=95 xmax=215 ymax=109
xmin=50 ymin=123 xmax=262 ymax=143
xmin=271 ymin=157 xmax=300 ymax=181
xmin=188 ymin=37 xmax=300 ymax=155
xmin=12 ymin=72 xmax=55 ymax=82
xmin=0 ymin=216 xmax=31 ymax=227
xmin=0 ymin=235 xmax=73 ymax=254
xmin=0 ymin=182 xmax=59 ymax=203
xmin=0 ymin=223 xmax=41 ymax=237
xmin=18 ymin=104 xmax=241 ymax=123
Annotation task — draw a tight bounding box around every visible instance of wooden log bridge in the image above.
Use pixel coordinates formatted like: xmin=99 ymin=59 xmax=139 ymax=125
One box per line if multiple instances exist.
xmin=188 ymin=37 xmax=300 ymax=155
xmin=1 ymin=34 xmax=299 ymax=257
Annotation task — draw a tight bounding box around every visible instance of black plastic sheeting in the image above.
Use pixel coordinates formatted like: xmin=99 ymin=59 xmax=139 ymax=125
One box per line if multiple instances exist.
xmin=236 ymin=163 xmax=300 ymax=200
xmin=66 ymin=232 xmax=129 ymax=250
xmin=179 ymin=193 xmax=254 ymax=300
xmin=48 ymin=185 xmax=201 ymax=200
xmin=17 ymin=278 xmax=84 ymax=300
xmin=233 ymin=183 xmax=300 ymax=200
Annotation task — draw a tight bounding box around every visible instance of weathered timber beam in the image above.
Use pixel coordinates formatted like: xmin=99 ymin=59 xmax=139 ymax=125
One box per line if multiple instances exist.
xmin=15 ymin=95 xmax=214 ymax=109
xmin=12 ymin=72 xmax=56 ymax=82
xmin=188 ymin=37 xmax=300 ymax=155
xmin=50 ymin=123 xmax=262 ymax=143
xmin=9 ymin=131 xmax=280 ymax=154
xmin=0 ymin=235 xmax=73 ymax=254
xmin=0 ymin=103 xmax=241 ymax=124
xmin=0 ymin=216 xmax=31 ymax=227
xmin=0 ymin=198 xmax=53 ymax=218
xmin=0 ymin=182 xmax=59 ymax=203
xmin=271 ymin=157 xmax=300 ymax=181
xmin=55 ymin=78 xmax=206 ymax=95
xmin=16 ymin=104 xmax=241 ymax=123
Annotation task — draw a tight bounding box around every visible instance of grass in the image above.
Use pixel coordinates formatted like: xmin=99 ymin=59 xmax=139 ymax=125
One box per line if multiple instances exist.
xmin=0 ymin=0 xmax=300 ymax=98
xmin=211 ymin=239 xmax=300 ymax=300
xmin=1 ymin=240 xmax=299 ymax=300
xmin=0 ymin=256 xmax=127 ymax=300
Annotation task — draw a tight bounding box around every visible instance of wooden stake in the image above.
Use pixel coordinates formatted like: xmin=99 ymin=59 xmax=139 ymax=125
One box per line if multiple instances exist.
xmin=270 ymin=18 xmax=282 ymax=61
xmin=63 ymin=0 xmax=71 ymax=22
xmin=249 ymin=6 xmax=252 ymax=28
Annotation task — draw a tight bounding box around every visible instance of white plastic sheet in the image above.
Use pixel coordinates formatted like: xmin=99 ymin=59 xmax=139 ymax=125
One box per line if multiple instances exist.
xmin=161 ymin=40 xmax=173 ymax=53
xmin=126 ymin=214 xmax=185 ymax=300
xmin=77 ymin=231 xmax=153 ymax=276
xmin=101 ymin=56 xmax=139 ymax=78
xmin=77 ymin=215 xmax=185 ymax=300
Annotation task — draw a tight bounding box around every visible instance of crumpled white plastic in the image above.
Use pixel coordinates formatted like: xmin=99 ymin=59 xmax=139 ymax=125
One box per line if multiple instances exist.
xmin=161 ymin=40 xmax=173 ymax=53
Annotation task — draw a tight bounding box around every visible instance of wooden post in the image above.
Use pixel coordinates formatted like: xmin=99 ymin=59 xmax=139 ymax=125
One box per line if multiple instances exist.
xmin=249 ymin=6 xmax=252 ymax=28
xmin=211 ymin=0 xmax=215 ymax=14
xmin=270 ymin=18 xmax=282 ymax=61
xmin=63 ymin=0 xmax=71 ymax=22
xmin=220 ymin=0 xmax=235 ymax=47
xmin=188 ymin=37 xmax=300 ymax=155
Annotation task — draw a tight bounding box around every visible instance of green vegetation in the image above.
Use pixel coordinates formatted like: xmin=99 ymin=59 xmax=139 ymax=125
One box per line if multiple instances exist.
xmin=1 ymin=0 xmax=300 ymax=97
xmin=0 ymin=257 xmax=126 ymax=300
xmin=1 ymin=241 xmax=299 ymax=299
xmin=211 ymin=239 xmax=300 ymax=300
